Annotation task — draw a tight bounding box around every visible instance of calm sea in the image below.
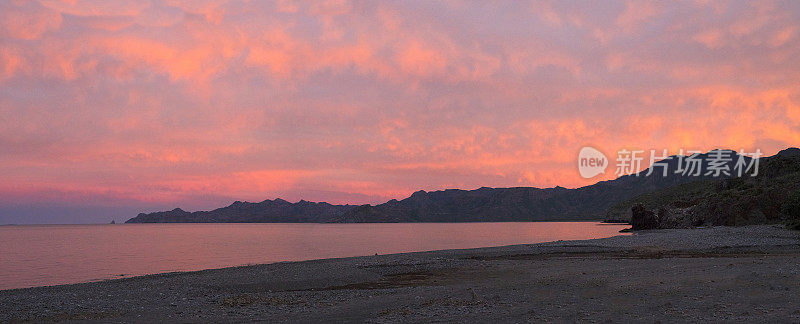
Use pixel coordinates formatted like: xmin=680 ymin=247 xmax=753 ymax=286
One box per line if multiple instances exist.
xmin=0 ymin=222 xmax=628 ymax=290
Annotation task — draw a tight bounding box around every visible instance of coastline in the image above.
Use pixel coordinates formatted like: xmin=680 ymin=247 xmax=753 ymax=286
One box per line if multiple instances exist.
xmin=2 ymin=225 xmax=799 ymax=322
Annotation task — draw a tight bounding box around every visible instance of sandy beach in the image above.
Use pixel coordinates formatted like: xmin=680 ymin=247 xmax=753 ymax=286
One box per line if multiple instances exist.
xmin=2 ymin=225 xmax=799 ymax=323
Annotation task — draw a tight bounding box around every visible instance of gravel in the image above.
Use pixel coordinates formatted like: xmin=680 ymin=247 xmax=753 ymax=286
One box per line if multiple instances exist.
xmin=1 ymin=225 xmax=799 ymax=323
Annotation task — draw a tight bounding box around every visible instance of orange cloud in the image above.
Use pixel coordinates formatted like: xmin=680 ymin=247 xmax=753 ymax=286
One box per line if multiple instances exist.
xmin=0 ymin=46 xmax=23 ymax=79
xmin=397 ymin=41 xmax=447 ymax=76
xmin=1 ymin=0 xmax=799 ymax=222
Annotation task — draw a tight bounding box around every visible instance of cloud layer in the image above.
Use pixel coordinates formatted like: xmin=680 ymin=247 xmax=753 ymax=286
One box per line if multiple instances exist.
xmin=1 ymin=0 xmax=799 ymax=222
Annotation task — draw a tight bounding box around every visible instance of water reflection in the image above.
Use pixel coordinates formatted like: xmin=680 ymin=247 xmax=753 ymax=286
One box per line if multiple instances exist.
xmin=0 ymin=222 xmax=628 ymax=290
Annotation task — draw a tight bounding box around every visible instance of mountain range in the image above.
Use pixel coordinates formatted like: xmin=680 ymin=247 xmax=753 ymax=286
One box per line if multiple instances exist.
xmin=126 ymin=148 xmax=791 ymax=223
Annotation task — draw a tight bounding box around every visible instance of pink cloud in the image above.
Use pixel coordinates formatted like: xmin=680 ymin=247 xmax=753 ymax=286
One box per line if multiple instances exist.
xmin=0 ymin=0 xmax=62 ymax=40
xmin=1 ymin=0 xmax=799 ymax=222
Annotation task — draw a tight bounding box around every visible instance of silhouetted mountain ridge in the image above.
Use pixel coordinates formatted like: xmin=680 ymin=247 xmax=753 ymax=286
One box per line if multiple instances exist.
xmin=127 ymin=148 xmax=786 ymax=223
xmin=334 ymin=149 xmax=753 ymax=222
xmin=126 ymin=199 xmax=356 ymax=223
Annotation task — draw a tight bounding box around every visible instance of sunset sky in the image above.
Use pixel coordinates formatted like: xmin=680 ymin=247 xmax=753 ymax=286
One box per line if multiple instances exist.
xmin=1 ymin=0 xmax=799 ymax=223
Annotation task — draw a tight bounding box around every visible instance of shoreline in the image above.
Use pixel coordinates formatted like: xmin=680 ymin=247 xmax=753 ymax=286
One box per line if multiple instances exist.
xmin=2 ymin=225 xmax=799 ymax=322
xmin=3 ymin=219 xmax=612 ymax=226
xmin=1 ymin=221 xmax=627 ymax=292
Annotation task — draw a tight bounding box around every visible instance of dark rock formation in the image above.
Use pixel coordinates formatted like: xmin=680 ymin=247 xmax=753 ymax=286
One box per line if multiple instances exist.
xmin=630 ymin=204 xmax=658 ymax=230
xmin=630 ymin=204 xmax=698 ymax=230
xmin=609 ymin=149 xmax=800 ymax=229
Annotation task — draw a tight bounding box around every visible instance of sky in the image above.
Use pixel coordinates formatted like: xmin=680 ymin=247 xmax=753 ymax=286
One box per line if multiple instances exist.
xmin=1 ymin=0 xmax=799 ymax=223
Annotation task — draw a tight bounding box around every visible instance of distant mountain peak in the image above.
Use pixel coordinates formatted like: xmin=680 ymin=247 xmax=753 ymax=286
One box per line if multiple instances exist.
xmin=776 ymin=147 xmax=800 ymax=157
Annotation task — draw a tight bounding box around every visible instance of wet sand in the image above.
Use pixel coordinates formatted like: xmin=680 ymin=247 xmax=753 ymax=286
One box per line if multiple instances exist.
xmin=2 ymin=225 xmax=799 ymax=322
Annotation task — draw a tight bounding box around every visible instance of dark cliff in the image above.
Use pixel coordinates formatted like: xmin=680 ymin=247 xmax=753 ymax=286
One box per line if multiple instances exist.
xmin=616 ymin=148 xmax=800 ymax=229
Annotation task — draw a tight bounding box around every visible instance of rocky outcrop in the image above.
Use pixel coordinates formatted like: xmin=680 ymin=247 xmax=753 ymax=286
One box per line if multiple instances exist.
xmin=630 ymin=203 xmax=699 ymax=230
xmin=630 ymin=204 xmax=658 ymax=230
xmin=614 ymin=151 xmax=800 ymax=230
